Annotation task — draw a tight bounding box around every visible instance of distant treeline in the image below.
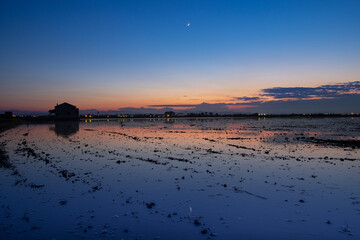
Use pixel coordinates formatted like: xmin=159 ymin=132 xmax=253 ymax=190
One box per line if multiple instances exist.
xmin=79 ymin=113 xmax=358 ymax=119
xmin=1 ymin=112 xmax=359 ymax=121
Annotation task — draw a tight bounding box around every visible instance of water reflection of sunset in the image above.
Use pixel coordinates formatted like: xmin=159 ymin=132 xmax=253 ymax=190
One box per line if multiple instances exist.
xmin=76 ymin=118 xmax=360 ymax=160
xmin=1 ymin=117 xmax=359 ymax=239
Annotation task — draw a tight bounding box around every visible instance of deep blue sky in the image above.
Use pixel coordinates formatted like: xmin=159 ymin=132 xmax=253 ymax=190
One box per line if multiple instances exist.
xmin=0 ymin=0 xmax=360 ymax=112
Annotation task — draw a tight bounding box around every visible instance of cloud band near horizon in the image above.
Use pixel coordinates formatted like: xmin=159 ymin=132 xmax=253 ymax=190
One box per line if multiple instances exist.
xmin=3 ymin=81 xmax=360 ymax=115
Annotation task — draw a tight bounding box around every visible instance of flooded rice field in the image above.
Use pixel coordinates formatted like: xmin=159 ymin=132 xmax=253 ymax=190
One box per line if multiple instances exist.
xmin=0 ymin=117 xmax=359 ymax=240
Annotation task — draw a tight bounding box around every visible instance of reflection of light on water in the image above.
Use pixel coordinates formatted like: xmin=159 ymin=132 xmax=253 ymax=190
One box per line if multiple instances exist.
xmin=67 ymin=118 xmax=360 ymax=160
xmin=1 ymin=118 xmax=359 ymax=239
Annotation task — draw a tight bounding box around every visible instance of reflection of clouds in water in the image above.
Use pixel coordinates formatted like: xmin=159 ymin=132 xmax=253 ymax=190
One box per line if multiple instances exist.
xmin=1 ymin=118 xmax=359 ymax=239
xmin=74 ymin=118 xmax=360 ymax=156
xmin=49 ymin=121 xmax=79 ymax=137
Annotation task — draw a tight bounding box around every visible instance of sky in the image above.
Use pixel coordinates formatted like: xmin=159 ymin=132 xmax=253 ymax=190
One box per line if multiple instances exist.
xmin=0 ymin=0 xmax=360 ymax=114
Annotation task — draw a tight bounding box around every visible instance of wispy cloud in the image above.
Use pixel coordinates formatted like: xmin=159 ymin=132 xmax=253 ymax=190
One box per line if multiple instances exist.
xmin=261 ymin=81 xmax=360 ymax=100
xmin=143 ymin=81 xmax=360 ymax=114
xmin=233 ymin=96 xmax=263 ymax=102
xmin=148 ymin=104 xmax=198 ymax=108
xmin=69 ymin=81 xmax=360 ymax=115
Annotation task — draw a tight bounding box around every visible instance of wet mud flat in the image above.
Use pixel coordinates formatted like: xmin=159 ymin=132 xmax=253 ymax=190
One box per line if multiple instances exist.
xmin=0 ymin=117 xmax=359 ymax=239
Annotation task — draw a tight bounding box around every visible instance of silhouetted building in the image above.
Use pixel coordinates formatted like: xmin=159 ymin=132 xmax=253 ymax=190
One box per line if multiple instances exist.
xmin=49 ymin=102 xmax=79 ymax=119
xmin=164 ymin=111 xmax=175 ymax=117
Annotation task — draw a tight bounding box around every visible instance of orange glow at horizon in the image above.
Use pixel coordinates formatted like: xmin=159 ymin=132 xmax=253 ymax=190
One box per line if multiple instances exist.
xmin=0 ymin=92 xmax=354 ymax=112
xmin=1 ymin=78 xmax=359 ymax=112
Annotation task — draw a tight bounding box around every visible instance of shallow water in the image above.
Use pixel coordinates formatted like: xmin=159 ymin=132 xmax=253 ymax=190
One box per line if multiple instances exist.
xmin=0 ymin=117 xmax=359 ymax=240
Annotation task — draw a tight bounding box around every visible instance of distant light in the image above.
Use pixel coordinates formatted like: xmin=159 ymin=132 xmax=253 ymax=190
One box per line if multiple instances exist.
xmin=85 ymin=115 xmax=88 ymax=118
xmin=187 ymin=22 xmax=191 ymax=27
xmin=12 ymin=115 xmax=16 ymax=117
